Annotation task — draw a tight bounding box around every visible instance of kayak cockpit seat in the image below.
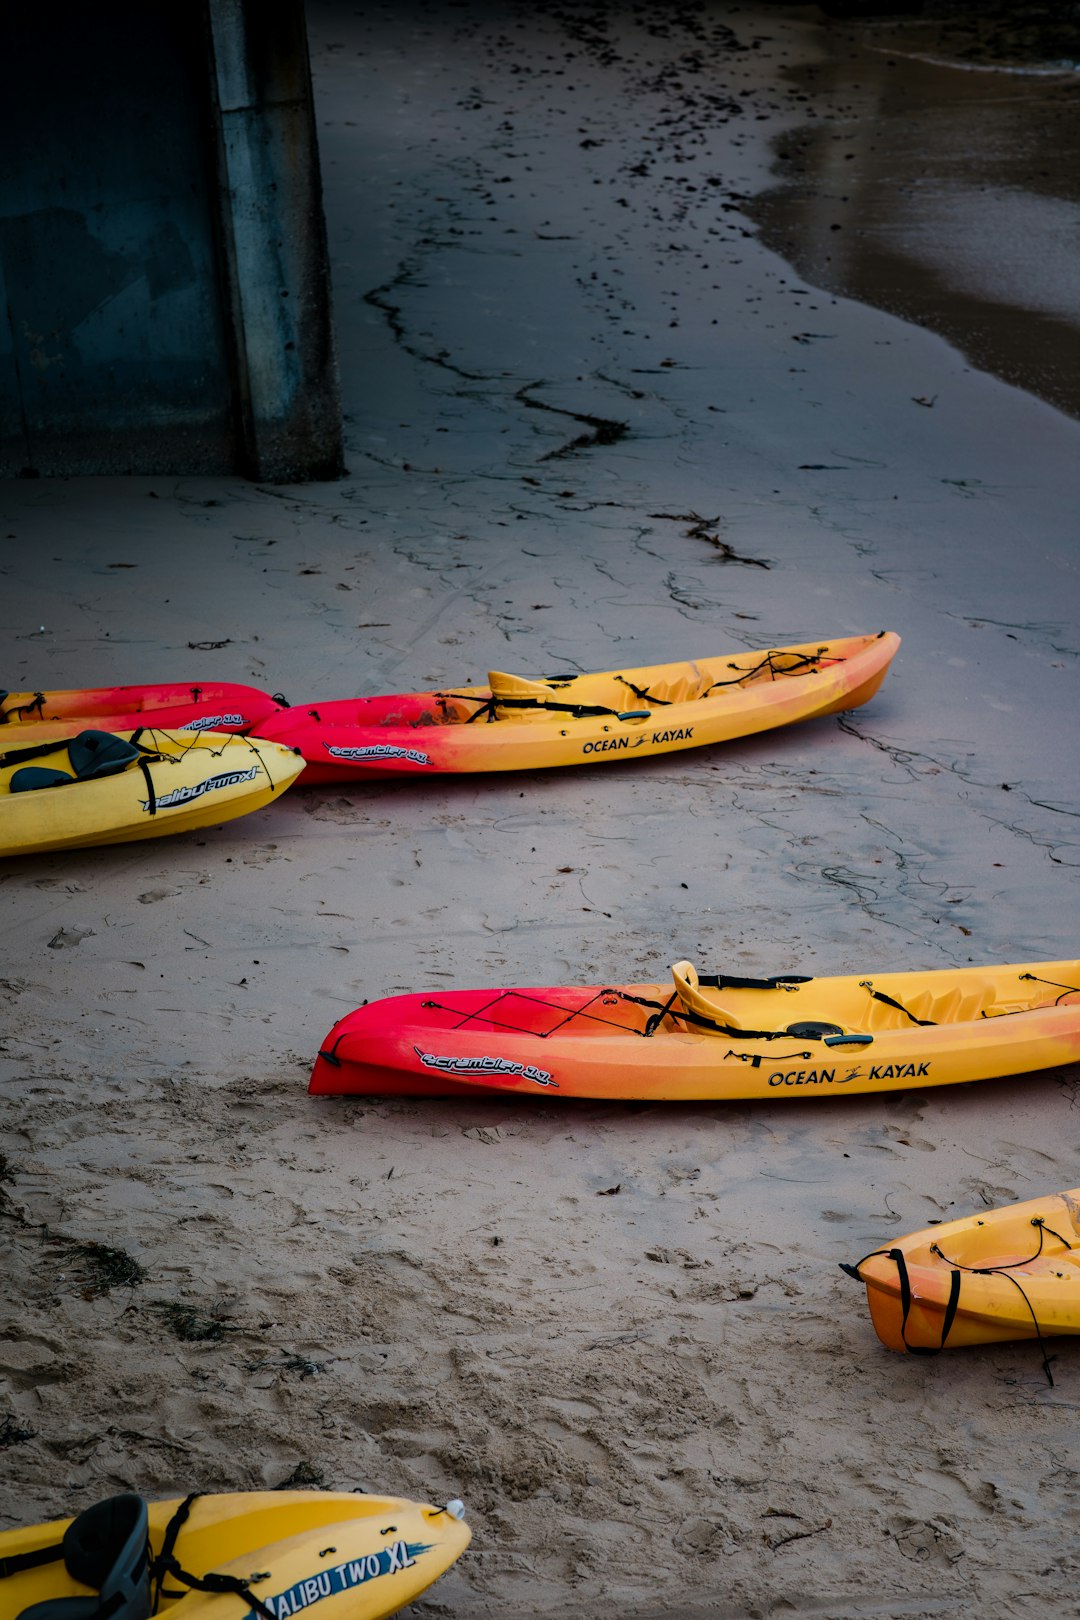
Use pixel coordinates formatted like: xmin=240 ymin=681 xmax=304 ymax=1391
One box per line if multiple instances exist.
xmin=669 ymin=961 xmax=775 ymax=1035
xmin=15 ymin=1493 xmax=151 ymax=1620
xmin=10 ymin=766 xmax=76 ymax=792
xmin=67 ymin=732 xmax=142 ymax=780
xmin=670 ymin=960 xmax=864 ymax=1041
xmin=9 ymin=731 xmax=141 ymax=794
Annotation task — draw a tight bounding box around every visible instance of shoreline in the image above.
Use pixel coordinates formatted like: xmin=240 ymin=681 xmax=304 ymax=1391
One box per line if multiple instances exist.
xmin=749 ymin=8 xmax=1080 ymax=420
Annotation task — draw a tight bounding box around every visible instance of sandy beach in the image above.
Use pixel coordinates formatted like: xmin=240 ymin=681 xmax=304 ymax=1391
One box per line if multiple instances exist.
xmin=3 ymin=4 xmax=1080 ymax=1615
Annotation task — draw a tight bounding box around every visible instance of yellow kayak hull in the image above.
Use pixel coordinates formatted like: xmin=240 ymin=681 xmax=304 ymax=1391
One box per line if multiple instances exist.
xmin=0 ymin=1491 xmax=470 ymax=1620
xmin=0 ymin=730 xmax=303 ymax=856
xmin=849 ymin=1188 xmax=1080 ymax=1355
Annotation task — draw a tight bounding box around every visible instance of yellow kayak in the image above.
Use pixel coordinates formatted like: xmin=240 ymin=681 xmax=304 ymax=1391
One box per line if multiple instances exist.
xmin=0 ymin=1489 xmax=470 ymax=1620
xmin=0 ymin=729 xmax=303 ymax=856
xmin=844 ymin=1188 xmax=1080 ymax=1380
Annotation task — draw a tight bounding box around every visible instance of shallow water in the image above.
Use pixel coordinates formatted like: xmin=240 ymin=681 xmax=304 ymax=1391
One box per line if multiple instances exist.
xmin=747 ymin=23 xmax=1080 ymax=418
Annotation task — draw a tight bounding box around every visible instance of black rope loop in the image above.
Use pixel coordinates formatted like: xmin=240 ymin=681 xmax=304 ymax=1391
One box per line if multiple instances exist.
xmin=698 ymin=648 xmax=832 ymax=696
xmin=930 ymin=1239 xmax=1057 ymax=1387
xmin=0 ymin=690 xmax=45 ymax=724
xmin=1019 ymin=972 xmax=1080 ymax=1005
xmin=929 ymin=1221 xmax=1068 ymax=1387
xmin=1032 ymin=1215 xmax=1074 ymax=1250
xmin=445 ymin=647 xmax=846 ymax=727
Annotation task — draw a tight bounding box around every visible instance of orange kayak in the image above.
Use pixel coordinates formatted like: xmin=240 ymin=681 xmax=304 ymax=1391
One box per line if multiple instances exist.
xmin=309 ymin=956 xmax=1080 ymax=1100
xmin=258 ymin=631 xmax=900 ymax=781
xmin=844 ymin=1188 xmax=1080 ymax=1380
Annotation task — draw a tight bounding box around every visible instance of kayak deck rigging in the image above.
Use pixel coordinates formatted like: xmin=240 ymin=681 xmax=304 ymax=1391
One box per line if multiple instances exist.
xmin=444 ymin=646 xmax=843 ymax=726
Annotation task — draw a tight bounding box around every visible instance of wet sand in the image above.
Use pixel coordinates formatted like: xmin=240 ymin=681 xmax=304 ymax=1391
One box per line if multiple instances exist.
xmin=749 ymin=11 xmax=1080 ymax=418
xmin=2 ymin=3 xmax=1080 ymax=1616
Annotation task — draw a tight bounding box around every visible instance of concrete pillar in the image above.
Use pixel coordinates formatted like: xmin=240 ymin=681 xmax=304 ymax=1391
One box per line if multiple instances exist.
xmin=206 ymin=0 xmax=344 ymax=482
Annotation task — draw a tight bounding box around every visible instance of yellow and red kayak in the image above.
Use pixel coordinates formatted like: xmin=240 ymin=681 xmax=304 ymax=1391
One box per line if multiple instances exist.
xmin=258 ymin=631 xmax=900 ymax=781
xmin=0 ymin=728 xmax=302 ymax=856
xmin=1 ymin=681 xmax=286 ymax=748
xmin=844 ymin=1188 xmax=1080 ymax=1372
xmin=0 ymin=1489 xmax=470 ymax=1620
xmin=310 ymin=957 xmax=1080 ymax=1100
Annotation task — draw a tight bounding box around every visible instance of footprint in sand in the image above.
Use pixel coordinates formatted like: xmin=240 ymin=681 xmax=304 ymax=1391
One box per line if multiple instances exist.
xmin=47 ymin=925 xmax=94 ymax=948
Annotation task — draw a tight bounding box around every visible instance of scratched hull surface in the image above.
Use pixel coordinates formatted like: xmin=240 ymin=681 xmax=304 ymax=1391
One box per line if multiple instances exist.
xmin=0 ymin=682 xmax=286 ymax=746
xmin=257 ymin=631 xmax=899 ymax=780
xmin=848 ymin=1187 xmax=1080 ymax=1356
xmin=309 ymin=957 xmax=1080 ymax=1101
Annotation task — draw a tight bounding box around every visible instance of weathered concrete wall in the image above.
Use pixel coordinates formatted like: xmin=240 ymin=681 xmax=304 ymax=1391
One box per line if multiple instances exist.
xmin=206 ymin=0 xmax=344 ymax=482
xmin=1 ymin=7 xmax=234 ymax=476
xmin=0 ymin=1 xmax=342 ymax=481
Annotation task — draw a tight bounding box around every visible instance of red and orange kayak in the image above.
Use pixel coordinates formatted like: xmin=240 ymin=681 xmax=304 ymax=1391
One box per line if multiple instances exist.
xmin=258 ymin=631 xmax=900 ymax=781
xmin=309 ymin=956 xmax=1080 ymax=1101
xmin=1 ymin=681 xmax=286 ymax=747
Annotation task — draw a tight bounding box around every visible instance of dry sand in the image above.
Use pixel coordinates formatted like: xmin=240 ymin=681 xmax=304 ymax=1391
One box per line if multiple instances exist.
xmin=3 ymin=4 xmax=1080 ymax=1615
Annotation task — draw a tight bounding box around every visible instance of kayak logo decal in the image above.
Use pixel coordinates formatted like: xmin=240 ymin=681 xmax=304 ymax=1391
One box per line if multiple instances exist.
xmin=242 ymin=1542 xmax=431 ymax=1620
xmin=325 ymin=743 xmax=431 ymax=766
xmin=181 ymin=713 xmax=245 ymax=730
xmin=141 ymin=766 xmax=259 ymax=811
xmin=581 ymin=724 xmax=695 ymax=755
xmin=581 ymin=736 xmax=646 ymax=755
xmin=868 ymin=1061 xmax=930 ymax=1081
xmin=766 ymin=1067 xmax=848 ymax=1088
xmin=414 ymin=1046 xmax=557 ymax=1087
xmin=765 ymin=1061 xmax=931 ymax=1088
